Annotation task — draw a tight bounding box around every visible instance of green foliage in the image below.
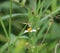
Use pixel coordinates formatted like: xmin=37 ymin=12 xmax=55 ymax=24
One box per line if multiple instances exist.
xmin=0 ymin=0 xmax=60 ymax=53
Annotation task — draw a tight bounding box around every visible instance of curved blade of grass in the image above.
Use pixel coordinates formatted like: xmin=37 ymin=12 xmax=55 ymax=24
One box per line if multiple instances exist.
xmin=40 ymin=7 xmax=60 ymax=23
xmin=0 ymin=17 xmax=8 ymax=39
xmin=2 ymin=13 xmax=28 ymax=20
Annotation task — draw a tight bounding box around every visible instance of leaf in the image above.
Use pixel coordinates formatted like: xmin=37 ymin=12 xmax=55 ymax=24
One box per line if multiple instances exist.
xmin=48 ymin=41 xmax=57 ymax=51
xmin=0 ymin=1 xmax=27 ymax=14
xmin=0 ymin=34 xmax=16 ymax=53
xmin=1 ymin=13 xmax=28 ymax=20
xmin=12 ymin=39 xmax=27 ymax=53
xmin=47 ymin=23 xmax=60 ymax=39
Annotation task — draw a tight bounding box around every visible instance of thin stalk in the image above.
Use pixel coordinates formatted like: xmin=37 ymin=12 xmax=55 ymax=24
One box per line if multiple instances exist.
xmin=54 ymin=43 xmax=60 ymax=53
xmin=0 ymin=17 xmax=8 ymax=39
xmin=9 ymin=0 xmax=12 ymax=38
xmin=40 ymin=20 xmax=53 ymax=44
xmin=8 ymin=0 xmax=12 ymax=53
xmin=40 ymin=7 xmax=60 ymax=23
xmin=18 ymin=25 xmax=27 ymax=36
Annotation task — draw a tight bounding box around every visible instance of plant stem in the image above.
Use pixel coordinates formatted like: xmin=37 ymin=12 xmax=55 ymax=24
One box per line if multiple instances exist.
xmin=9 ymin=0 xmax=12 ymax=38
xmin=0 ymin=17 xmax=8 ymax=39
xmin=8 ymin=0 xmax=12 ymax=53
xmin=54 ymin=42 xmax=60 ymax=53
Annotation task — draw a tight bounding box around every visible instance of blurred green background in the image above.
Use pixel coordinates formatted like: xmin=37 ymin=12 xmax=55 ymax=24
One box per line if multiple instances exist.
xmin=0 ymin=0 xmax=60 ymax=53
